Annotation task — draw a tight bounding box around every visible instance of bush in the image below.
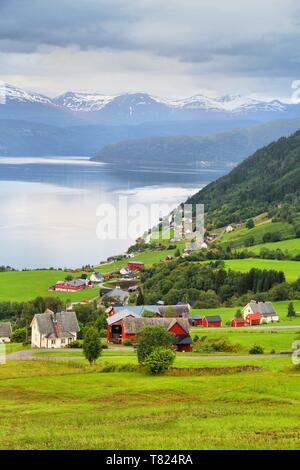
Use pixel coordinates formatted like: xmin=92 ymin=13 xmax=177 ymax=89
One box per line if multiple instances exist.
xmin=101 ymin=343 xmax=108 ymax=349
xmin=99 ymin=328 xmax=108 ymax=338
xmin=137 ymin=325 xmax=174 ymax=364
xmin=68 ymin=340 xmax=82 ymax=349
xmin=11 ymin=327 xmax=26 ymax=343
xmin=123 ymin=339 xmax=133 ymax=346
xmin=144 ymin=347 xmax=176 ymax=375
xmin=193 ymin=336 xmax=242 ymax=353
xmin=249 ymin=344 xmax=264 ymax=355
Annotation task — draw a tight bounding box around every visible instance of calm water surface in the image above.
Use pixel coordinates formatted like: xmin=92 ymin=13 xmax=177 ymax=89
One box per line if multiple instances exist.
xmin=0 ymin=156 xmax=226 ymax=268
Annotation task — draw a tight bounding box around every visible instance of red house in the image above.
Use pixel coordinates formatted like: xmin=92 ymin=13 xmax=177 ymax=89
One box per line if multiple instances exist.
xmin=202 ymin=315 xmax=222 ymax=328
xmin=245 ymin=313 xmax=261 ymax=326
xmin=127 ymin=261 xmax=144 ymax=271
xmin=50 ymin=279 xmax=87 ymax=292
xmin=231 ymin=317 xmax=246 ymax=328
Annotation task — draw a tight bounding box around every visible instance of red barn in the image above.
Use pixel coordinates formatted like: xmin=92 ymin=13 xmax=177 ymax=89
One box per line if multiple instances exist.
xmin=231 ymin=317 xmax=246 ymax=328
xmin=202 ymin=315 xmax=222 ymax=328
xmin=188 ymin=315 xmax=203 ymax=327
xmin=107 ymin=315 xmax=193 ymax=351
xmin=245 ymin=313 xmax=261 ymax=326
xmin=127 ymin=261 xmax=144 ymax=270
xmin=52 ymin=279 xmax=86 ymax=292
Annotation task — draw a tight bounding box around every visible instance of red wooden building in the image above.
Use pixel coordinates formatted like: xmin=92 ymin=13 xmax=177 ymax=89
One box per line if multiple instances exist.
xmin=50 ymin=279 xmax=87 ymax=292
xmin=202 ymin=315 xmax=222 ymax=328
xmin=107 ymin=315 xmax=193 ymax=352
xmin=245 ymin=313 xmax=261 ymax=326
xmin=127 ymin=261 xmax=145 ymax=270
xmin=188 ymin=315 xmax=203 ymax=327
xmin=231 ymin=317 xmax=246 ymax=328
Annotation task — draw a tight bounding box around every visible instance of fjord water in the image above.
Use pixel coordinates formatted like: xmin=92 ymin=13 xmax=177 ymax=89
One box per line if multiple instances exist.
xmin=0 ymin=156 xmax=226 ymax=269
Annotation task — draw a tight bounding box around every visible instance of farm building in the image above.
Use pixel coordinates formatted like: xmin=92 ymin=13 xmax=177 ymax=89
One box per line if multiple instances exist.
xmin=102 ymin=287 xmax=129 ymax=306
xmin=231 ymin=317 xmax=246 ymax=328
xmin=188 ymin=315 xmax=203 ymax=326
xmin=50 ymin=278 xmax=87 ymax=292
xmin=243 ymin=301 xmax=279 ymax=324
xmin=107 ymin=304 xmax=190 ymax=318
xmin=245 ymin=313 xmax=261 ymax=326
xmin=127 ymin=261 xmax=144 ymax=270
xmin=202 ymin=315 xmax=222 ymax=328
xmin=31 ymin=309 xmax=80 ymax=349
xmin=108 ymin=316 xmax=193 ymax=352
xmin=0 ymin=322 xmax=12 ymax=343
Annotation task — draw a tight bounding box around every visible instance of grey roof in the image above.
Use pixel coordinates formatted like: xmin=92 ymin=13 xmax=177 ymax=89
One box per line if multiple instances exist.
xmin=248 ymin=301 xmax=278 ymax=317
xmin=33 ymin=310 xmax=80 ymax=338
xmin=104 ymin=288 xmax=129 ymax=302
xmin=112 ymin=304 xmax=190 ymax=318
xmin=123 ymin=317 xmax=190 ymax=335
xmin=0 ymin=322 xmax=12 ymax=338
xmin=57 ymin=279 xmax=86 ymax=287
xmin=189 ymin=315 xmax=203 ymax=320
xmin=204 ymin=315 xmax=222 ymax=322
xmin=176 ymin=334 xmax=193 ymax=345
xmin=107 ymin=310 xmax=140 ymax=325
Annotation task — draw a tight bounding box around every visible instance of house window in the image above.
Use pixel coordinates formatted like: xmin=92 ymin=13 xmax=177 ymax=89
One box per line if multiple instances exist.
xmin=51 ymin=340 xmax=56 ymax=345
xmin=61 ymin=339 xmax=65 ymax=344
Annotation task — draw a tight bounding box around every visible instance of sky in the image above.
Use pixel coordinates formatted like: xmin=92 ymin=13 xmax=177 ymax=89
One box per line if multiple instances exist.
xmin=0 ymin=0 xmax=300 ymax=100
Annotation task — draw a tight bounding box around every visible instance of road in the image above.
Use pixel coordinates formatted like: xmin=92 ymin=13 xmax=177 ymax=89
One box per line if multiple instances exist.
xmin=5 ymin=348 xmax=290 ymax=362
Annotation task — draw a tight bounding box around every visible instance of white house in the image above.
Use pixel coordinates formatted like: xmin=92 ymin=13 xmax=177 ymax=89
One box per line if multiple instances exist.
xmin=243 ymin=301 xmax=279 ymax=324
xmin=31 ymin=309 xmax=80 ymax=349
xmin=225 ymin=225 xmax=235 ymax=233
xmin=0 ymin=322 xmax=12 ymax=343
xmin=90 ymin=272 xmax=104 ymax=284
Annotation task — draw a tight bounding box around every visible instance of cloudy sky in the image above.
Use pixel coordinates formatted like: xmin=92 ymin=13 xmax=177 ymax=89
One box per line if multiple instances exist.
xmin=0 ymin=0 xmax=300 ymax=99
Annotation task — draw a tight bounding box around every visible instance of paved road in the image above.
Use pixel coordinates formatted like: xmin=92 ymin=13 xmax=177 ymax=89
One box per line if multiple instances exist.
xmin=5 ymin=348 xmax=291 ymax=362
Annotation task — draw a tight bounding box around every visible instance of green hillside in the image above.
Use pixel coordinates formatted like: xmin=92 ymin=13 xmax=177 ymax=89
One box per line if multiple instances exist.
xmin=188 ymin=129 xmax=300 ymax=227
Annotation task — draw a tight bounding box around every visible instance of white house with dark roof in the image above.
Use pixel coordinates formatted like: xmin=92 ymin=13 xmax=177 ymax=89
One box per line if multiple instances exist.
xmin=31 ymin=309 xmax=80 ymax=348
xmin=0 ymin=322 xmax=12 ymax=343
xmin=243 ymin=301 xmax=279 ymax=324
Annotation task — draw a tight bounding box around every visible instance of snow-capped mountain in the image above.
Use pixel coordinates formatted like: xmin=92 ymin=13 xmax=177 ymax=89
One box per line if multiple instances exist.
xmin=53 ymin=92 xmax=116 ymax=112
xmin=0 ymin=83 xmax=299 ymax=126
xmin=3 ymin=83 xmax=53 ymax=106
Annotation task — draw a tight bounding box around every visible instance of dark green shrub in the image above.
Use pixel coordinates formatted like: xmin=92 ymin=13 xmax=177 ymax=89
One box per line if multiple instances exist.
xmin=249 ymin=344 xmax=264 ymax=355
xmin=144 ymin=347 xmax=176 ymax=374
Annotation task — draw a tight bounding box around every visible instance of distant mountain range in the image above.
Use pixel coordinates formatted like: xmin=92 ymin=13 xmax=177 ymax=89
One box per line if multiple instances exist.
xmin=92 ymin=118 xmax=300 ymax=169
xmin=2 ymin=83 xmax=300 ymax=126
xmin=1 ymin=83 xmax=300 ymax=161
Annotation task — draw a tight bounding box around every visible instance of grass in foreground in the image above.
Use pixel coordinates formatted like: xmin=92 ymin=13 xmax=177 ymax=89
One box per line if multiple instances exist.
xmin=0 ymin=358 xmax=299 ymax=450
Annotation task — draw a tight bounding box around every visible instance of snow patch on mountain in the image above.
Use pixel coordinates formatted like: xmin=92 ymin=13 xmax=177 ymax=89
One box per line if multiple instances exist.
xmin=4 ymin=83 xmax=53 ymax=106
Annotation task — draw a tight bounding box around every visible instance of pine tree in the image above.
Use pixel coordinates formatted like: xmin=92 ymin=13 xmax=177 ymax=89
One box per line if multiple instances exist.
xmin=287 ymin=302 xmax=296 ymax=317
xmin=136 ymin=289 xmax=145 ymax=306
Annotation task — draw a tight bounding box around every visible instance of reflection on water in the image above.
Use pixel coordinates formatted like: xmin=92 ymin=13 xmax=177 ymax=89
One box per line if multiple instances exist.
xmin=0 ymin=156 xmax=226 ymax=268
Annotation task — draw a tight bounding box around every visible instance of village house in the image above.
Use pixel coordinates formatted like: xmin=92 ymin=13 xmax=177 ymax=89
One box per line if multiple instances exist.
xmin=202 ymin=315 xmax=222 ymax=328
xmin=31 ymin=309 xmax=80 ymax=349
xmin=243 ymin=301 xmax=279 ymax=324
xmin=102 ymin=287 xmax=129 ymax=306
xmin=0 ymin=322 xmax=12 ymax=343
xmin=188 ymin=315 xmax=203 ymax=327
xmin=108 ymin=316 xmax=193 ymax=352
xmin=89 ymin=272 xmax=104 ymax=284
xmin=127 ymin=261 xmax=144 ymax=271
xmin=49 ymin=278 xmax=87 ymax=292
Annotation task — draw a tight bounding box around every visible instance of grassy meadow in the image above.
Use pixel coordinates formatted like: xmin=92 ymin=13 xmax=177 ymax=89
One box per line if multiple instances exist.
xmin=223 ymin=258 xmax=300 ymax=283
xmin=0 ymin=358 xmax=299 ymax=450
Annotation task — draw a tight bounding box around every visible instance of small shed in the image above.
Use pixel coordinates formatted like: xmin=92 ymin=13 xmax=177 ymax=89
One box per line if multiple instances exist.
xmin=188 ymin=315 xmax=203 ymax=327
xmin=231 ymin=317 xmax=246 ymax=328
xmin=202 ymin=315 xmax=222 ymax=328
xmin=127 ymin=261 xmax=145 ymax=270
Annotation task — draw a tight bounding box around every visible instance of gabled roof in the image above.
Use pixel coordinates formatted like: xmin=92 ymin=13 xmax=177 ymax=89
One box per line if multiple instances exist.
xmin=104 ymin=288 xmax=129 ymax=302
xmin=56 ymin=278 xmax=86 ymax=287
xmin=0 ymin=322 xmax=12 ymax=338
xmin=175 ymin=334 xmax=193 ymax=345
xmin=189 ymin=315 xmax=203 ymax=320
xmin=32 ymin=310 xmax=80 ymax=338
xmin=204 ymin=315 xmax=222 ymax=323
xmin=246 ymin=301 xmax=278 ymax=316
xmin=123 ymin=317 xmax=190 ymax=335
xmin=112 ymin=304 xmax=190 ymax=318
xmin=107 ymin=310 xmax=140 ymax=325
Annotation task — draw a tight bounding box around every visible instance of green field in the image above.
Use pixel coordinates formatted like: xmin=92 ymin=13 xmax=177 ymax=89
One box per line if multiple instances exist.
xmin=0 ymin=248 xmax=177 ymax=302
xmin=192 ymin=300 xmax=300 ymax=326
xmin=0 ymin=358 xmax=299 ymax=449
xmin=219 ymin=220 xmax=295 ymax=248
xmin=237 ymin=238 xmax=300 ymax=257
xmin=223 ymin=258 xmax=300 ymax=283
